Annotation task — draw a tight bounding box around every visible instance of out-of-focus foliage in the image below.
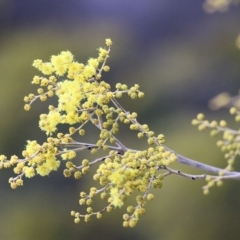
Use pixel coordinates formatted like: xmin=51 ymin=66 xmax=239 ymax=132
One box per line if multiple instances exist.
xmin=203 ymin=0 xmax=240 ymax=13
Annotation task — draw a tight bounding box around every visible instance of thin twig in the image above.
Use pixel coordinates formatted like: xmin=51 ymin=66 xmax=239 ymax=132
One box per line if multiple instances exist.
xmin=162 ymin=166 xmax=206 ymax=180
xmin=176 ymin=153 xmax=240 ymax=176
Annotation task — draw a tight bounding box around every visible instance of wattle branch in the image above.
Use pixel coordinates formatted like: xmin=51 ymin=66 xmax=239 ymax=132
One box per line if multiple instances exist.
xmin=0 ymin=39 xmax=239 ymax=226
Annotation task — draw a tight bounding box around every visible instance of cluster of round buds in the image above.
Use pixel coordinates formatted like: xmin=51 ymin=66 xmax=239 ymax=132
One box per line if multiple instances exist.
xmin=192 ymin=112 xmax=240 ymax=192
xmin=115 ymin=83 xmax=144 ymax=99
xmin=68 ymin=144 xmax=175 ymax=226
xmin=202 ymin=175 xmax=223 ymax=195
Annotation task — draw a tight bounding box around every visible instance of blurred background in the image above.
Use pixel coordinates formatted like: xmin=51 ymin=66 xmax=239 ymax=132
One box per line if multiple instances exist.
xmin=1 ymin=0 xmax=240 ymax=239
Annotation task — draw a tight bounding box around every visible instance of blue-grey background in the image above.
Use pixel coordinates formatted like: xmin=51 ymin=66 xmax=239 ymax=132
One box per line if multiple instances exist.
xmin=0 ymin=1 xmax=240 ymax=239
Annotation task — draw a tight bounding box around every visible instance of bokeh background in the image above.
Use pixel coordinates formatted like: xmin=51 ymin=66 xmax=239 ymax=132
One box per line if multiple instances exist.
xmin=1 ymin=1 xmax=240 ymax=239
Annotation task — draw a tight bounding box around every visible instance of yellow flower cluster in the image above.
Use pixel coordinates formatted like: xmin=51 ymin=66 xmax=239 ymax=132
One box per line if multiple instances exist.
xmin=29 ymin=42 xmax=114 ymax=135
xmin=0 ymin=138 xmax=60 ymax=189
xmin=192 ymin=111 xmax=240 ymax=193
xmin=0 ymin=38 xmax=177 ymax=227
